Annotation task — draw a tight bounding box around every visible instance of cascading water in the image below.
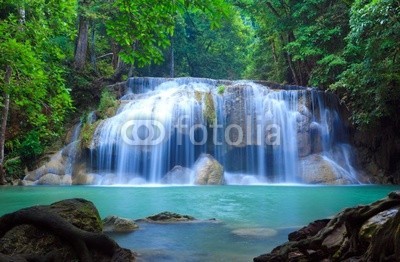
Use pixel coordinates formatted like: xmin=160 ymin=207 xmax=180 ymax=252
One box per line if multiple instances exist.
xmin=89 ymin=77 xmax=360 ymax=184
xmin=64 ymin=122 xmax=82 ymax=177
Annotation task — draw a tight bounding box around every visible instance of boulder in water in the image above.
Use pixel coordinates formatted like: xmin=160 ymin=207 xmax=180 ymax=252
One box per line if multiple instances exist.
xmin=298 ymin=154 xmax=352 ymax=184
xmin=194 ymin=154 xmax=224 ymax=185
xmin=142 ymin=211 xmax=195 ymax=223
xmin=0 ymin=198 xmax=135 ymax=261
xmin=103 ymin=216 xmax=139 ymax=232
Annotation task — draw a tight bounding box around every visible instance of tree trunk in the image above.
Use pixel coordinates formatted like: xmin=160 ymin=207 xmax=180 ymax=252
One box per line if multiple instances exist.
xmin=0 ymin=66 xmax=12 ymax=185
xmin=90 ymin=24 xmax=97 ymax=73
xmin=170 ymin=36 xmax=175 ymax=78
xmin=74 ymin=15 xmax=89 ymax=70
xmin=112 ymin=58 xmax=129 ymax=82
xmin=111 ymin=41 xmax=120 ymax=69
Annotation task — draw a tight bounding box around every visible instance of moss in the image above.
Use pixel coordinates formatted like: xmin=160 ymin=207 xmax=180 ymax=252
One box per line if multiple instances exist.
xmin=217 ymin=85 xmax=226 ymax=95
xmin=194 ymin=90 xmax=202 ymax=102
xmin=204 ymin=92 xmax=216 ymax=125
xmin=80 ymin=121 xmax=101 ymax=149
xmin=77 ymin=204 xmax=103 ymax=231
xmin=97 ymin=90 xmax=119 ymax=119
xmin=4 ymin=157 xmax=24 ymax=179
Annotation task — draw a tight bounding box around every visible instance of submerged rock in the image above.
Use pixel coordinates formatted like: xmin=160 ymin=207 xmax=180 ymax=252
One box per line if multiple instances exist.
xmin=194 ymin=154 xmax=224 ymax=185
xmin=103 ymin=216 xmax=139 ymax=232
xmin=254 ymin=191 xmax=400 ymax=262
xmin=232 ymin=228 xmax=277 ymax=237
xmin=0 ymin=198 xmax=135 ymax=261
xmin=143 ymin=211 xmax=196 ymax=223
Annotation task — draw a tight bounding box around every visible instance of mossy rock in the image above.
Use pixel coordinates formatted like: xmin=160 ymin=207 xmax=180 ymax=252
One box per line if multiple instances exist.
xmin=49 ymin=198 xmax=103 ymax=232
xmin=204 ymin=92 xmax=216 ymax=125
xmin=144 ymin=211 xmax=195 ymax=223
xmin=0 ymin=199 xmax=116 ymax=261
xmin=80 ymin=120 xmax=101 ymax=150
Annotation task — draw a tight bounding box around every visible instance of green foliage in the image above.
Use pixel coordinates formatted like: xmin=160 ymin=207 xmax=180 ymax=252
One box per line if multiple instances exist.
xmin=137 ymin=8 xmax=252 ymax=79
xmin=238 ymin=0 xmax=399 ymax=127
xmin=217 ymin=85 xmax=226 ymax=95
xmin=80 ymin=121 xmax=101 ymax=149
xmin=106 ymin=0 xmax=231 ymax=68
xmin=97 ymin=90 xmax=118 ymax=119
xmin=4 ymin=157 xmax=24 ymax=179
xmin=0 ymin=0 xmax=75 ymax=169
xmin=174 ymin=9 xmax=251 ymax=79
xmin=331 ymin=0 xmax=400 ymax=126
xmin=19 ymin=131 xmax=44 ymax=162
xmin=241 ymin=0 xmax=350 ymax=85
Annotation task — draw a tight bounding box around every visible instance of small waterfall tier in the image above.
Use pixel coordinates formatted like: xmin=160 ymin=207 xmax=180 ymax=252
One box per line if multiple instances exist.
xmin=89 ymin=77 xmax=360 ymax=185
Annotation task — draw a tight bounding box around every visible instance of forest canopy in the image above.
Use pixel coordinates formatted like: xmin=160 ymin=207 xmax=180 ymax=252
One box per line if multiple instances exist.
xmin=0 ymin=0 xmax=399 ymax=180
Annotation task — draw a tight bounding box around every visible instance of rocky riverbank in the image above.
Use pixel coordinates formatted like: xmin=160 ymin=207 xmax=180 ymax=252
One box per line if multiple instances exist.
xmin=254 ymin=191 xmax=400 ymax=261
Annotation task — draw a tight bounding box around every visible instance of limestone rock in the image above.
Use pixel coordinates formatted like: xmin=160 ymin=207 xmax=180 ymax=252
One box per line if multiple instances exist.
xmin=24 ymin=152 xmax=65 ymax=183
xmin=37 ymin=173 xmax=60 ymax=185
xmin=298 ymin=154 xmax=351 ymax=184
xmin=297 ymin=132 xmax=311 ymax=157
xmin=193 ymin=154 xmax=224 ymax=185
xmin=103 ymin=216 xmax=138 ymax=232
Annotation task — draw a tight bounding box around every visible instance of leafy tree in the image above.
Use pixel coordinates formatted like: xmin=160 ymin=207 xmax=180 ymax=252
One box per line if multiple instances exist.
xmin=0 ymin=0 xmax=75 ymax=177
xmin=240 ymin=0 xmax=350 ymax=86
xmin=106 ymin=0 xmax=231 ymax=73
xmin=137 ymin=8 xmax=253 ymax=79
xmin=332 ymin=0 xmax=400 ymax=126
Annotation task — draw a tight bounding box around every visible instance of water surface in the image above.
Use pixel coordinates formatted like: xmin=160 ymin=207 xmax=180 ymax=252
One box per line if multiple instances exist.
xmin=0 ymin=185 xmax=398 ymax=261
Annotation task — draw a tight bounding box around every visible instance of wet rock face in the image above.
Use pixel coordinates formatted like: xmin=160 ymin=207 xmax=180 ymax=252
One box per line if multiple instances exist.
xmin=193 ymin=154 xmax=224 ymax=185
xmin=254 ymin=191 xmax=400 ymax=262
xmin=288 ymin=219 xmax=330 ymax=241
xmin=353 ymin=124 xmax=400 ymax=184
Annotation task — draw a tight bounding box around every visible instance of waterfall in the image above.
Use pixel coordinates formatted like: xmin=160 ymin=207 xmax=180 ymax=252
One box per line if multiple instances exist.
xmin=90 ymin=77 xmax=360 ymax=185
xmin=64 ymin=122 xmax=82 ymax=176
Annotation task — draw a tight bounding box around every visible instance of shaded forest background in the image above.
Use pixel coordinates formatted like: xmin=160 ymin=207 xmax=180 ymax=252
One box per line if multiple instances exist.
xmin=0 ymin=0 xmax=399 ymax=181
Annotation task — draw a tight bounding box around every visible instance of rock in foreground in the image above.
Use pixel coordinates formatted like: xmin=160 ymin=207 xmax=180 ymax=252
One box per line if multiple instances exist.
xmin=254 ymin=191 xmax=400 ymax=261
xmin=0 ymin=198 xmax=135 ymax=261
xmin=143 ymin=211 xmax=196 ymax=223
